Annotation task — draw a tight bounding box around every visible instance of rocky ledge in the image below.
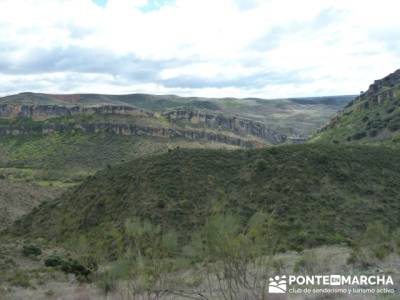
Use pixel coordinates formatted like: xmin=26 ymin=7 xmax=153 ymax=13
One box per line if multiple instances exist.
xmin=163 ymin=109 xmax=286 ymax=144
xmin=0 ymin=104 xmax=153 ymax=120
xmin=0 ymin=122 xmax=260 ymax=148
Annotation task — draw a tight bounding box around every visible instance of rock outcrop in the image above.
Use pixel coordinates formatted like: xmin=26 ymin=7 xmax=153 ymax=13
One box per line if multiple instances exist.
xmin=0 ymin=104 xmax=153 ymax=120
xmin=0 ymin=122 xmax=258 ymax=148
xmin=0 ymin=103 xmax=290 ymax=147
xmin=314 ymin=69 xmax=400 ymax=143
xmin=163 ymin=109 xmax=286 ymax=144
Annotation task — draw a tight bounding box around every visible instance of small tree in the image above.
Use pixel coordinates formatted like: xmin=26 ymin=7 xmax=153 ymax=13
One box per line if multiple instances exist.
xmin=123 ymin=217 xmax=181 ymax=299
xmin=348 ymin=221 xmax=392 ymax=267
xmin=192 ymin=212 xmax=276 ymax=300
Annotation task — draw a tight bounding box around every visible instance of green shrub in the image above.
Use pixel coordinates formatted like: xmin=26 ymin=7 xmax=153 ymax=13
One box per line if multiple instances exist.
xmin=363 ymin=222 xmax=391 ymax=259
xmin=255 ymin=160 xmax=268 ymax=172
xmin=44 ymin=255 xmax=63 ymax=267
xmin=96 ymin=269 xmax=119 ymax=295
xmin=348 ymin=222 xmax=392 ymax=267
xmin=293 ymin=252 xmax=315 ymax=273
xmin=352 ymin=131 xmax=367 ymax=140
xmin=388 ymin=117 xmax=400 ymax=131
xmin=45 ymin=255 xmax=91 ymax=280
xmin=95 ymin=259 xmax=130 ymax=295
xmin=61 ymin=259 xmax=91 ymax=279
xmin=22 ymin=244 xmax=42 ymax=257
xmin=368 ymin=129 xmax=379 ymax=137
xmin=386 ymin=106 xmax=396 ymax=114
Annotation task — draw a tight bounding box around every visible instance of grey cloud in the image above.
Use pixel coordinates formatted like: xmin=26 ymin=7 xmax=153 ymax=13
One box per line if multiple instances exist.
xmin=160 ymin=70 xmax=310 ymax=89
xmin=0 ymin=43 xmax=311 ymax=91
xmin=0 ymin=45 xmax=183 ymax=83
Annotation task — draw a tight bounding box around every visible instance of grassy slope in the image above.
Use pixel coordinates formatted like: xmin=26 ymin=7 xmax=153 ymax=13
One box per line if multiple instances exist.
xmin=11 ymin=144 xmax=400 ymax=255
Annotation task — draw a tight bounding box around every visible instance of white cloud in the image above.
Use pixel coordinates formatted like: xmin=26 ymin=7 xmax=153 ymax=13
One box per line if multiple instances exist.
xmin=0 ymin=0 xmax=399 ymax=98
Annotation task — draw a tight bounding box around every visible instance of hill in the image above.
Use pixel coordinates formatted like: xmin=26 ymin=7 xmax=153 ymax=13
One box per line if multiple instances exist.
xmin=0 ymin=92 xmax=354 ymax=138
xmin=313 ymin=69 xmax=400 ymax=144
xmin=11 ymin=144 xmax=400 ymax=257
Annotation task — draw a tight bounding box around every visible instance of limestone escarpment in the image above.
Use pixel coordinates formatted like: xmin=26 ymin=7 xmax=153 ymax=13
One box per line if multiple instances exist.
xmin=0 ymin=122 xmax=257 ymax=148
xmin=163 ymin=109 xmax=287 ymax=144
xmin=343 ymin=69 xmax=400 ymax=112
xmin=0 ymin=104 xmax=153 ymax=120
xmin=313 ymin=69 xmax=400 ymax=143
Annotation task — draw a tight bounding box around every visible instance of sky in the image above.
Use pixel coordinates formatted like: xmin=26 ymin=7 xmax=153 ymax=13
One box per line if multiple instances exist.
xmin=0 ymin=0 xmax=399 ymax=98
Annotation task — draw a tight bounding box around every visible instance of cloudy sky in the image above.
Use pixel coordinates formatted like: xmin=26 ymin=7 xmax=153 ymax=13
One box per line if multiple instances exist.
xmin=0 ymin=0 xmax=399 ymax=98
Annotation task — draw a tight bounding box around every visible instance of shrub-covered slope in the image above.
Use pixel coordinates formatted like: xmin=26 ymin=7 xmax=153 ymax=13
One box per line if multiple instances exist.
xmin=313 ymin=69 xmax=400 ymax=145
xmin=12 ymin=144 xmax=400 ymax=254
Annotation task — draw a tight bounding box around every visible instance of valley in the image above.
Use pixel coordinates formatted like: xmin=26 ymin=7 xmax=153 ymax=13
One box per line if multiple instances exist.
xmin=1 ymin=71 xmax=400 ymax=299
xmin=0 ymin=92 xmax=353 ymax=231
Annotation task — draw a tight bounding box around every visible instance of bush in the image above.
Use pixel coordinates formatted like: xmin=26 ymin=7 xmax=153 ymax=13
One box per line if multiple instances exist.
xmin=22 ymin=244 xmax=42 ymax=257
xmin=363 ymin=222 xmax=391 ymax=259
xmin=61 ymin=259 xmax=91 ymax=279
xmin=347 ymin=222 xmax=392 ymax=267
xmin=352 ymin=131 xmax=367 ymax=140
xmin=293 ymin=251 xmax=315 ymax=273
xmin=96 ymin=269 xmax=119 ymax=295
xmin=44 ymin=255 xmax=63 ymax=267
xmin=388 ymin=117 xmax=400 ymax=131
xmin=255 ymin=160 xmax=268 ymax=172
xmin=368 ymin=129 xmax=379 ymax=137
xmin=386 ymin=106 xmax=396 ymax=114
xmin=45 ymin=255 xmax=91 ymax=280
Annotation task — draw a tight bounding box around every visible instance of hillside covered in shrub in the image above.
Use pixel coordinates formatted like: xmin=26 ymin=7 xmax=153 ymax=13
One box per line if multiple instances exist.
xmin=11 ymin=144 xmax=400 ymax=258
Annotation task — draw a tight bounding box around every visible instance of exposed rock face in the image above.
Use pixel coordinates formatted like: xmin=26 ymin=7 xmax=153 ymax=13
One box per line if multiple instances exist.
xmin=0 ymin=122 xmax=257 ymax=148
xmin=347 ymin=69 xmax=400 ymax=111
xmin=0 ymin=104 xmax=153 ymax=120
xmin=314 ymin=69 xmax=400 ymax=143
xmin=163 ymin=109 xmax=286 ymax=144
xmin=369 ymin=69 xmax=400 ymax=93
xmin=0 ymin=104 xmax=287 ymax=147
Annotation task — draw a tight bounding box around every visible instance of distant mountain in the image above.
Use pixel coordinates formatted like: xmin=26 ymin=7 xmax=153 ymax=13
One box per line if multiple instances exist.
xmin=313 ymin=69 xmax=400 ymax=145
xmin=0 ymin=92 xmax=221 ymax=110
xmin=0 ymin=92 xmax=354 ymax=137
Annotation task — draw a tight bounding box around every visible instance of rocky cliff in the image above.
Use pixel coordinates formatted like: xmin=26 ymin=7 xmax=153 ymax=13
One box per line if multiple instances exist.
xmin=163 ymin=109 xmax=286 ymax=144
xmin=345 ymin=69 xmax=400 ymax=112
xmin=0 ymin=104 xmax=153 ymax=120
xmin=313 ymin=69 xmax=400 ymax=143
xmin=0 ymin=103 xmax=288 ymax=146
xmin=0 ymin=121 xmax=258 ymax=148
